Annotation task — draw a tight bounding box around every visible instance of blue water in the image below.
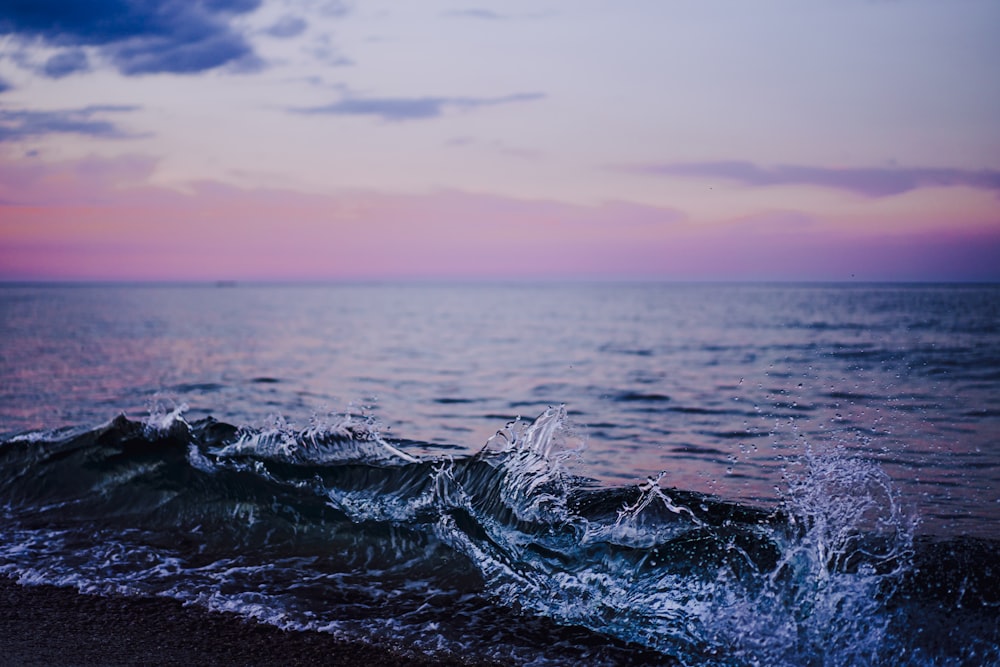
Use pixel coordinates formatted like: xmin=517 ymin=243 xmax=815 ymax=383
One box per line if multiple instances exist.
xmin=1 ymin=283 xmax=998 ymax=665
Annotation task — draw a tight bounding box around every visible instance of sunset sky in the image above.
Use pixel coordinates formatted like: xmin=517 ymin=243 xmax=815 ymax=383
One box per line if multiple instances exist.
xmin=1 ymin=0 xmax=998 ymax=281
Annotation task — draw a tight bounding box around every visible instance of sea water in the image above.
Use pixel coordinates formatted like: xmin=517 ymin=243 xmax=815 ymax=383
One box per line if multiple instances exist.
xmin=0 ymin=283 xmax=997 ymax=665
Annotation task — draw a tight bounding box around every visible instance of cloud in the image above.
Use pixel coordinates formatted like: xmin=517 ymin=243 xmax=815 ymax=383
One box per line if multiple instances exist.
xmin=264 ymin=15 xmax=308 ymax=39
xmin=42 ymin=49 xmax=90 ymax=78
xmin=0 ymin=154 xmax=691 ymax=281
xmin=0 ymin=105 xmax=142 ymax=142
xmin=110 ymin=31 xmax=262 ymax=75
xmin=442 ymin=9 xmax=506 ymax=20
xmin=307 ymin=0 xmax=351 ymax=18
xmin=626 ymin=160 xmax=1000 ymax=197
xmin=441 ymin=8 xmax=554 ymax=20
xmin=3 ymin=153 xmax=999 ymax=282
xmin=293 ymin=92 xmax=545 ymax=121
xmin=303 ymin=34 xmax=354 ymax=67
xmin=0 ymin=77 xmax=11 ymax=94
xmin=0 ymin=0 xmax=262 ymax=75
xmin=0 ymin=153 xmax=158 ymax=206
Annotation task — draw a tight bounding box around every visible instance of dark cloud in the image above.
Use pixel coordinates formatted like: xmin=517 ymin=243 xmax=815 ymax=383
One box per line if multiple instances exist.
xmin=627 ymin=160 xmax=1000 ymax=197
xmin=264 ymin=15 xmax=308 ymax=39
xmin=110 ymin=30 xmax=261 ymax=75
xmin=0 ymin=0 xmax=262 ymax=75
xmin=0 ymin=105 xmax=141 ymax=142
xmin=43 ymin=49 xmax=90 ymax=78
xmin=0 ymin=77 xmax=11 ymax=94
xmin=293 ymin=92 xmax=545 ymax=122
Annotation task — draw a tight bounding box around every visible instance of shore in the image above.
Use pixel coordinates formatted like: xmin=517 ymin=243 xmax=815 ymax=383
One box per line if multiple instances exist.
xmin=0 ymin=578 xmax=497 ymax=666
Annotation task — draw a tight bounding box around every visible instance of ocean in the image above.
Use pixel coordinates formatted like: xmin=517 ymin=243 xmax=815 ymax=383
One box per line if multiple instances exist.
xmin=1 ymin=283 xmax=997 ymax=665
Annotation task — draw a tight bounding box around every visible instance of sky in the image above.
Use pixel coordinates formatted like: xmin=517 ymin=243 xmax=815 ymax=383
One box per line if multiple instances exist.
xmin=0 ymin=0 xmax=998 ymax=282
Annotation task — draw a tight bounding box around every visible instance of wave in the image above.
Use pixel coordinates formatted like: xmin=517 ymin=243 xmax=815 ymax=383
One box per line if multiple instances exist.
xmin=1 ymin=406 xmax=997 ymax=666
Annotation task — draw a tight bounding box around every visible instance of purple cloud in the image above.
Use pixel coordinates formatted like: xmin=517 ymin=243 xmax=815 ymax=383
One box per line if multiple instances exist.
xmin=292 ymin=92 xmax=545 ymax=122
xmin=627 ymin=160 xmax=1000 ymax=197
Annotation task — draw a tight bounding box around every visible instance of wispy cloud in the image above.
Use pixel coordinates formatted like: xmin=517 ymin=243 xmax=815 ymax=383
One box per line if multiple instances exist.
xmin=442 ymin=9 xmax=507 ymax=20
xmin=441 ymin=8 xmax=554 ymax=21
xmin=3 ymin=154 xmax=998 ymax=282
xmin=292 ymin=92 xmax=545 ymax=121
xmin=42 ymin=49 xmax=91 ymax=79
xmin=311 ymin=1 xmax=351 ymax=19
xmin=0 ymin=105 xmax=142 ymax=142
xmin=264 ymin=15 xmax=309 ymax=39
xmin=625 ymin=160 xmax=1000 ymax=197
xmin=303 ymin=34 xmax=354 ymax=67
xmin=0 ymin=0 xmax=263 ymax=75
xmin=0 ymin=154 xmax=688 ymax=281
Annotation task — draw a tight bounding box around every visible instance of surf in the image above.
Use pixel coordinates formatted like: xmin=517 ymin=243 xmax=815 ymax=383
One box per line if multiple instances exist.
xmin=0 ymin=405 xmax=997 ymax=666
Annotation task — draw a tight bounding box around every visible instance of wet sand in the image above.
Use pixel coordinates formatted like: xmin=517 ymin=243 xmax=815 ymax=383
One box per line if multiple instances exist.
xmin=0 ymin=578 xmax=496 ymax=666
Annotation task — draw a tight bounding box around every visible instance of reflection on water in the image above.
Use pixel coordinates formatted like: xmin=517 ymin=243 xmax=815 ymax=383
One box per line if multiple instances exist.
xmin=1 ymin=283 xmax=998 ymax=537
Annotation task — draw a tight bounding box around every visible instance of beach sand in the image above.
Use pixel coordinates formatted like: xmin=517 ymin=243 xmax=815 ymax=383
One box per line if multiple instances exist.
xmin=0 ymin=578 xmax=497 ymax=666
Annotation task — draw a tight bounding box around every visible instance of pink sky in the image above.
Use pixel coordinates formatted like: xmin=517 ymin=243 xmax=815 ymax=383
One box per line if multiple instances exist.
xmin=1 ymin=1 xmax=998 ymax=282
xmin=2 ymin=154 xmax=997 ymax=282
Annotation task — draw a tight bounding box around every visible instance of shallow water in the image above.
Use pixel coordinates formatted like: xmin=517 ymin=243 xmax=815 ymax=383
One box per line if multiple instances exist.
xmin=1 ymin=283 xmax=998 ymax=665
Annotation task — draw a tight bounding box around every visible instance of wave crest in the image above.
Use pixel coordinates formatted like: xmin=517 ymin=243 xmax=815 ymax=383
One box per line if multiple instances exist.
xmin=0 ymin=406 xmax=995 ymax=665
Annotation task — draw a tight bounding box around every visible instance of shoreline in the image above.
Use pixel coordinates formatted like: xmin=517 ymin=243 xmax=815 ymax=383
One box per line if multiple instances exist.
xmin=0 ymin=577 xmax=497 ymax=666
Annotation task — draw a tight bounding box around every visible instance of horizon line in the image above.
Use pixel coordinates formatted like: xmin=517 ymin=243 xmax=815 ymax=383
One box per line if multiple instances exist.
xmin=2 ymin=278 xmax=998 ymax=288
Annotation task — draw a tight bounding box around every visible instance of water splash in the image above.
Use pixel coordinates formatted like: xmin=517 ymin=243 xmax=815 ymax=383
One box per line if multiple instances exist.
xmin=441 ymin=410 xmax=921 ymax=665
xmin=701 ymin=451 xmax=916 ymax=667
xmin=213 ymin=411 xmax=418 ymax=464
xmin=142 ymin=400 xmax=190 ymax=438
xmin=476 ymin=405 xmax=585 ymax=525
xmin=0 ymin=406 xmax=993 ymax=666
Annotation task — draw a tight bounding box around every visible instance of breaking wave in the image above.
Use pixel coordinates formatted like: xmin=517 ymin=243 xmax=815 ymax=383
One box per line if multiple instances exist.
xmin=0 ymin=406 xmax=997 ymax=666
